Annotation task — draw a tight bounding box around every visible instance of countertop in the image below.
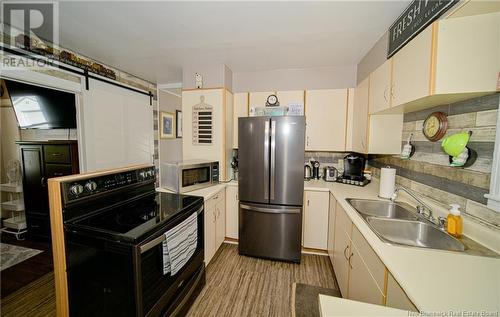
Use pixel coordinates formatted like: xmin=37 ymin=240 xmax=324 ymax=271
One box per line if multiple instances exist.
xmin=157 ymin=183 xmax=228 ymax=201
xmin=319 ymin=295 xmax=409 ymax=317
xmin=158 ymin=180 xmax=500 ymax=313
xmin=305 ymin=179 xmax=500 ymax=313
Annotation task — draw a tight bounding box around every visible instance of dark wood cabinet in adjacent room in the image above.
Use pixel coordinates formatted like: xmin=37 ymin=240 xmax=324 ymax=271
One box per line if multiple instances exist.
xmin=17 ymin=141 xmax=79 ymax=240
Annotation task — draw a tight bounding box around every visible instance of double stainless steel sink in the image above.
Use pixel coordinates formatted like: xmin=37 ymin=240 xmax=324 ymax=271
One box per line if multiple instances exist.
xmin=346 ymin=198 xmax=466 ymax=252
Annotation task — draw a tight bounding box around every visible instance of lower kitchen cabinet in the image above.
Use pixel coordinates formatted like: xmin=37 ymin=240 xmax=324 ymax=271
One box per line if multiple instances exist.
xmin=327 ymin=193 xmax=337 ymax=265
xmin=348 ymin=227 xmax=386 ymax=305
xmin=333 ymin=203 xmax=353 ymax=297
xmin=225 ymin=185 xmax=239 ymax=239
xmin=303 ymin=190 xmax=329 ymax=250
xmin=204 ymin=188 xmax=226 ymax=265
xmin=330 ymin=202 xmax=418 ymax=311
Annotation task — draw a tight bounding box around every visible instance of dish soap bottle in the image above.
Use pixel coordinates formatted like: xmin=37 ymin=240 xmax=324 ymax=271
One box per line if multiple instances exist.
xmin=447 ymin=204 xmax=463 ymax=238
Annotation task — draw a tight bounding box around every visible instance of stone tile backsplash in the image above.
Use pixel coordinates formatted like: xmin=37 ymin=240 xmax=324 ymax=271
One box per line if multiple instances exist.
xmin=369 ymin=93 xmax=500 ymax=230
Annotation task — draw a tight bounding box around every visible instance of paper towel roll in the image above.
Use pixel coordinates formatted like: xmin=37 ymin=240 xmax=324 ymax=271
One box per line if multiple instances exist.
xmin=379 ymin=167 xmax=396 ymax=199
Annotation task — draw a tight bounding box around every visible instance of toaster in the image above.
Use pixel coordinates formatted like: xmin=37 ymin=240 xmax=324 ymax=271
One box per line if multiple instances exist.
xmin=323 ymin=166 xmax=338 ymax=182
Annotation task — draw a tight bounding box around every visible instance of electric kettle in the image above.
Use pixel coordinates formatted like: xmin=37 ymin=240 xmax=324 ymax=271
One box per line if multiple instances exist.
xmin=304 ymin=164 xmax=312 ymax=180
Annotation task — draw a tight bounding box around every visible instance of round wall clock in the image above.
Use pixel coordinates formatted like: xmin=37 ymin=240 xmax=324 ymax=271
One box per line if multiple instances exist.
xmin=266 ymin=94 xmax=279 ymax=107
xmin=422 ymin=111 xmax=448 ymax=142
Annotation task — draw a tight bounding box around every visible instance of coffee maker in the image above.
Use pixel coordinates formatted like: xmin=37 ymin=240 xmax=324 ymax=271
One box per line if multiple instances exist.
xmin=338 ymin=154 xmax=369 ymax=186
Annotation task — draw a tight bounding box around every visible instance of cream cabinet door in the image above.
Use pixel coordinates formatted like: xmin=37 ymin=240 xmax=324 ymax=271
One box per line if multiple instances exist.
xmin=386 ymin=273 xmax=418 ymax=312
xmin=368 ymin=114 xmax=403 ymax=154
xmin=225 ymin=185 xmax=239 ymax=239
xmin=204 ymin=203 xmax=216 ymax=265
xmin=215 ymin=190 xmax=226 ymax=249
xmin=233 ymin=93 xmax=248 ymax=148
xmin=327 ymin=193 xmax=337 ymax=265
xmin=276 ymin=90 xmax=304 ymax=110
xmin=369 ymin=59 xmax=392 ymax=114
xmin=303 ymin=190 xmax=330 ymax=250
xmin=391 ymin=25 xmax=433 ymax=107
xmin=333 ymin=203 xmax=352 ymax=297
xmin=350 ymin=78 xmax=369 ymax=153
xmin=305 ymin=89 xmax=348 ymax=151
xmin=435 ymin=12 xmax=500 ymax=94
xmin=249 ymin=91 xmax=275 ymax=109
xmin=333 ymin=228 xmax=351 ymax=297
xmin=348 ymin=242 xmax=386 ymax=306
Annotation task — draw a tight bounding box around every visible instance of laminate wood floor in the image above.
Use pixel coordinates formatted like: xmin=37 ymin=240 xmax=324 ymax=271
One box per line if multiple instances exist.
xmin=187 ymin=243 xmax=338 ymax=317
xmin=1 ymin=235 xmax=53 ymax=298
xmin=0 ymin=243 xmax=336 ymax=317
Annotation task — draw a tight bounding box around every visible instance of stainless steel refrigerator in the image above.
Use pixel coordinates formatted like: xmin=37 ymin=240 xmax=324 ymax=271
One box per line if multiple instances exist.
xmin=238 ymin=116 xmax=305 ymax=263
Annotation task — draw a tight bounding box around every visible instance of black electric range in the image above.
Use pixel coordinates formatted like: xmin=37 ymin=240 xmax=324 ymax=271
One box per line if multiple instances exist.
xmin=60 ymin=166 xmax=206 ymax=317
xmin=65 ymin=191 xmax=203 ymax=243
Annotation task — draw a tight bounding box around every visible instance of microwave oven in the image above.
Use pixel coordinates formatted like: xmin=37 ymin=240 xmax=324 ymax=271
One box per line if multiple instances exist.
xmin=161 ymin=160 xmax=219 ymax=193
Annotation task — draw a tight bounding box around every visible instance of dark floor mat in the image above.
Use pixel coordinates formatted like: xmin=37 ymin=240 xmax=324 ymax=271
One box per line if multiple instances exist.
xmin=292 ymin=282 xmax=342 ymax=317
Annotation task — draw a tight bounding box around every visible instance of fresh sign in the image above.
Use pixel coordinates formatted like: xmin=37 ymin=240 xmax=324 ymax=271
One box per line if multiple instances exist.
xmin=388 ymin=0 xmax=458 ymax=58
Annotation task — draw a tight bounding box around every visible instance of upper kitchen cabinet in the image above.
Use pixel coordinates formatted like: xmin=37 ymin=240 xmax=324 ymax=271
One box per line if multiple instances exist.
xmin=249 ymin=91 xmax=275 ymax=109
xmin=386 ymin=12 xmax=500 ymax=113
xmin=182 ymin=88 xmax=233 ymax=181
xmin=369 ymin=59 xmax=392 ymax=114
xmin=348 ymin=77 xmax=403 ymax=155
xmin=391 ymin=24 xmax=433 ymax=108
xmin=433 ymin=12 xmax=499 ymax=95
xmin=347 ymin=80 xmax=369 ymax=153
xmin=305 ymin=89 xmax=348 ymax=151
xmin=232 ymin=93 xmax=248 ymax=148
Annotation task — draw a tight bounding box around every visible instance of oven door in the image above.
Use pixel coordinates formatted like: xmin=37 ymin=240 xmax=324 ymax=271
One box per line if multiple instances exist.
xmin=136 ymin=203 xmax=204 ymax=317
xmin=179 ymin=164 xmax=212 ymax=192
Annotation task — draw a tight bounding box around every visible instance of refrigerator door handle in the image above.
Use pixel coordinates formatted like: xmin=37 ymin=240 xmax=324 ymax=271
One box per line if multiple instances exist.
xmin=263 ymin=120 xmax=270 ymax=200
xmin=240 ymin=203 xmax=300 ymax=214
xmin=270 ymin=120 xmax=276 ymax=200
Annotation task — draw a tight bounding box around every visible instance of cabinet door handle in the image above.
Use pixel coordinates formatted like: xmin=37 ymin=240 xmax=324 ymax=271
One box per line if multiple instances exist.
xmin=348 ymin=252 xmax=354 ymax=269
xmin=53 ymin=172 xmax=63 ymax=176
xmin=343 ymin=245 xmax=349 ymax=260
xmin=383 ymin=88 xmax=388 ymax=102
xmin=40 ymin=177 xmax=46 ymax=187
xmin=307 ymin=199 xmax=310 ymax=206
xmin=51 ymin=153 xmax=63 ymax=157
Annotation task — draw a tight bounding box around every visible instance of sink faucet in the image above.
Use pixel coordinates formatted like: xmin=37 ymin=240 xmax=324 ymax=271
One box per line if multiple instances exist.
xmin=390 ymin=186 xmax=438 ymax=225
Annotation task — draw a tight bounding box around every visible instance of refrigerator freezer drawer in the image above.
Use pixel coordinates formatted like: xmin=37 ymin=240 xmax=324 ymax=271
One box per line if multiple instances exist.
xmin=238 ymin=203 xmax=302 ymax=263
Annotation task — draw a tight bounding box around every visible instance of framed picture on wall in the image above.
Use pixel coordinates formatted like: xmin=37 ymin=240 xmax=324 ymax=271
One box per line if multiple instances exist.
xmin=176 ymin=110 xmax=182 ymax=138
xmin=160 ymin=111 xmax=175 ymax=139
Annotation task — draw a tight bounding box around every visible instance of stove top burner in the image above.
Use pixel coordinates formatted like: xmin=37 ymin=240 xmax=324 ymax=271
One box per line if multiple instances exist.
xmin=66 ymin=192 xmax=203 ymax=242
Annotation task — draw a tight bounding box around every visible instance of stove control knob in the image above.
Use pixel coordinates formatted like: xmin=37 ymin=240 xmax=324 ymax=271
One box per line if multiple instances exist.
xmin=70 ymin=184 xmax=84 ymax=195
xmin=85 ymin=181 xmax=98 ymax=192
xmin=139 ymin=171 xmax=147 ymax=180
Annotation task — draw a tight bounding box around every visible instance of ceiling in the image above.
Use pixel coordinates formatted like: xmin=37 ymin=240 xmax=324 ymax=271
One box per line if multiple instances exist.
xmin=58 ymin=1 xmax=411 ymax=84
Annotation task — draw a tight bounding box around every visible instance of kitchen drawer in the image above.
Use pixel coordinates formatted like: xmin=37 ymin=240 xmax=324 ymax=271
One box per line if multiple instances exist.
xmin=206 ymin=189 xmax=224 ymax=210
xmin=45 ymin=163 xmax=73 ymax=178
xmin=44 ymin=145 xmax=71 ymax=164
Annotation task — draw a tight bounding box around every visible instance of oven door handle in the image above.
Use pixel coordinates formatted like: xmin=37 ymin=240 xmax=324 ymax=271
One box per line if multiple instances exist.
xmin=139 ymin=205 xmax=203 ymax=254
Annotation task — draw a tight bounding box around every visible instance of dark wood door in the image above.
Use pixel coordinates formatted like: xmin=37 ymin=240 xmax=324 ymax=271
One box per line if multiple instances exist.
xmin=20 ymin=145 xmax=48 ymax=215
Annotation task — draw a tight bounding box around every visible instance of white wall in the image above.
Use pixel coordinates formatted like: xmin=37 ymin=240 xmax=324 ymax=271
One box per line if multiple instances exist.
xmin=356 ymin=31 xmax=389 ymax=84
xmin=182 ymin=63 xmax=226 ymax=89
xmin=232 ymin=65 xmax=357 ymax=92
xmin=158 ymin=89 xmax=182 ymax=163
